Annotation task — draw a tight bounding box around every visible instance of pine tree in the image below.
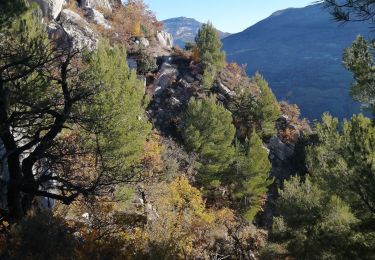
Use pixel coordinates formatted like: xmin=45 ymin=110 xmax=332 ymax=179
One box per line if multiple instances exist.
xmin=234 ymin=131 xmax=273 ymax=221
xmin=272 ymin=113 xmax=375 ymax=259
xmin=341 ymin=36 xmax=375 ymax=114
xmin=0 ymin=8 xmax=150 ymax=219
xmin=182 ymin=97 xmax=236 ymax=186
xmin=254 ymin=73 xmax=280 ymax=138
xmin=323 ymin=1 xmax=375 ymax=114
xmin=87 ymin=40 xmax=152 ymax=176
xmin=195 ymin=22 xmax=226 ymax=71
xmin=195 ymin=22 xmax=226 ymax=90
xmin=307 ymin=113 xmax=375 ymax=219
xmin=229 ymin=73 xmax=280 ymax=140
xmin=272 ymin=176 xmax=358 ymax=259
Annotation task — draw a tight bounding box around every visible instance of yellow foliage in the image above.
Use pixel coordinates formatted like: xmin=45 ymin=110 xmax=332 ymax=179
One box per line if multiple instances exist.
xmin=144 ymin=177 xmax=215 ymax=258
xmin=131 ymin=20 xmax=142 ymax=37
xmin=168 ymin=176 xmax=214 ymax=223
xmin=141 ymin=132 xmax=164 ymax=177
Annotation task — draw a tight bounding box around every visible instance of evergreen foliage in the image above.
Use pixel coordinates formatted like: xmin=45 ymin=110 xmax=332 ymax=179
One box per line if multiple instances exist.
xmin=254 ymin=74 xmax=280 ymax=138
xmin=195 ymin=22 xmax=226 ymax=71
xmin=272 ymin=176 xmax=359 ymax=259
xmin=234 ymin=131 xmax=273 ymax=222
xmin=342 ymin=35 xmax=375 ymax=114
xmin=0 ymin=6 xmax=150 ymax=219
xmin=273 ymin=114 xmax=375 ymax=258
xmin=195 ymin=22 xmax=226 ymax=90
xmin=182 ymin=97 xmax=236 ymax=186
xmin=230 ymin=74 xmax=280 ymax=139
xmin=0 ymin=0 xmax=28 ymax=27
xmin=307 ymin=113 xmax=375 ymax=220
xmin=87 ymin=41 xmax=152 ymax=176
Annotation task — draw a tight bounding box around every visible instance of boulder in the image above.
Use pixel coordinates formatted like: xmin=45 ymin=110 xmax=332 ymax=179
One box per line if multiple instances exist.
xmin=179 ymin=79 xmax=190 ymax=89
xmin=170 ymin=97 xmax=181 ymax=106
xmin=30 ymin=0 xmax=64 ymax=19
xmin=85 ymin=8 xmax=111 ymax=29
xmin=216 ymin=82 xmax=235 ymax=97
xmin=60 ymin=9 xmax=99 ymax=50
xmin=155 ymin=64 xmax=179 ymax=89
xmin=81 ymin=0 xmax=114 ymax=10
xmin=139 ymin=37 xmax=150 ymax=47
xmin=156 ymin=31 xmax=174 ymax=49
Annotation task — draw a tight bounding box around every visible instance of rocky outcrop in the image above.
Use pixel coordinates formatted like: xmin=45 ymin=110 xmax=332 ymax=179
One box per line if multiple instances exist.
xmin=30 ymin=0 xmax=64 ymax=19
xmin=59 ymin=9 xmax=99 ymax=50
xmin=139 ymin=37 xmax=150 ymax=47
xmin=154 ymin=62 xmax=179 ymax=91
xmin=85 ymin=7 xmax=111 ymax=29
xmin=156 ymin=31 xmax=174 ymax=49
xmin=80 ymin=0 xmax=115 ymax=10
xmin=147 ymin=56 xmax=201 ymax=134
xmin=215 ymin=82 xmax=235 ymax=97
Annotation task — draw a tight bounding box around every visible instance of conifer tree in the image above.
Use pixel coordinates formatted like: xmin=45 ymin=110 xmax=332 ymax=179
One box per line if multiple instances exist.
xmin=195 ymin=22 xmax=226 ymax=90
xmin=234 ymin=131 xmax=273 ymax=221
xmin=322 ymin=1 xmax=375 ymax=114
xmin=182 ymin=97 xmax=236 ymax=186
xmin=195 ymin=22 xmax=226 ymax=71
xmin=342 ymin=36 xmax=375 ymax=114
xmin=307 ymin=113 xmax=375 ymax=219
xmin=0 ymin=0 xmax=28 ymax=26
xmin=272 ymin=113 xmax=375 ymax=258
xmin=272 ymin=176 xmax=358 ymax=259
xmin=229 ymin=74 xmax=280 ymax=140
xmin=0 ymin=5 xmax=150 ymax=219
xmin=254 ymin=73 xmax=280 ymax=138
xmin=87 ymin=40 xmax=152 ymax=176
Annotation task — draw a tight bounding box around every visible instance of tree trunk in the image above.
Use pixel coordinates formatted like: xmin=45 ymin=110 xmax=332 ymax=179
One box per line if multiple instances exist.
xmin=7 ymin=180 xmax=23 ymax=220
xmin=6 ymin=153 xmax=24 ymax=220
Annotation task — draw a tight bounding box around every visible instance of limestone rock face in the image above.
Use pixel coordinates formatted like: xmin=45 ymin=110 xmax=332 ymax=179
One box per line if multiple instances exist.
xmin=139 ymin=37 xmax=150 ymax=47
xmin=30 ymin=0 xmax=64 ymax=19
xmin=81 ymin=0 xmax=114 ymax=10
xmin=156 ymin=31 xmax=174 ymax=49
xmin=60 ymin=9 xmax=99 ymax=50
xmin=85 ymin=8 xmax=111 ymax=29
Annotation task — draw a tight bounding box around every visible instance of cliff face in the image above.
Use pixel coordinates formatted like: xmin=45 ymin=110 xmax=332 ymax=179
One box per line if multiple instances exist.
xmin=30 ymin=0 xmax=174 ymax=52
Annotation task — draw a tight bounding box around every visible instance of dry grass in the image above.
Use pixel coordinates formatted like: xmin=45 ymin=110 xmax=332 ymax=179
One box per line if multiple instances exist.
xmin=64 ymin=1 xmax=85 ymax=17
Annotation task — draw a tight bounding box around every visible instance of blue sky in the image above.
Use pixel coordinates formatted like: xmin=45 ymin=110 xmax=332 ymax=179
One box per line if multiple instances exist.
xmin=143 ymin=0 xmax=315 ymax=33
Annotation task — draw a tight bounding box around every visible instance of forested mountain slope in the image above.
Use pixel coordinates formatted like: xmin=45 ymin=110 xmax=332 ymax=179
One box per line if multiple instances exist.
xmin=223 ymin=3 xmax=373 ymax=120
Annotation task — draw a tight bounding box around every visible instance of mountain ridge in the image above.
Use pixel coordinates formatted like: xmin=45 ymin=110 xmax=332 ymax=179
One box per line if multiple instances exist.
xmin=222 ymin=3 xmax=373 ymax=120
xmin=162 ymin=16 xmax=231 ymax=47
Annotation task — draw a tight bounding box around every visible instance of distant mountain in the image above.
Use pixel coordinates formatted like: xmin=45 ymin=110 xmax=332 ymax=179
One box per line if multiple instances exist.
xmin=222 ymin=4 xmax=373 ymax=120
xmin=163 ymin=17 xmax=231 ymax=48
